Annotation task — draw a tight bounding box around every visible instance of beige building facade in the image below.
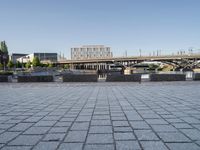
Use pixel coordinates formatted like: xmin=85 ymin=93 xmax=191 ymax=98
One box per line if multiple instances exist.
xmin=71 ymin=45 xmax=112 ymax=60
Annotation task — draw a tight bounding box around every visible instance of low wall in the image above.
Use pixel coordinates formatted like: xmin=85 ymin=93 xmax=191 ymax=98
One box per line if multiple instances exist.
xmin=0 ymin=76 xmax=9 ymax=82
xmin=193 ymin=73 xmax=200 ymax=80
xmin=150 ymin=74 xmax=186 ymax=81
xmin=106 ymin=74 xmax=141 ymax=82
xmin=63 ymin=74 xmax=98 ymax=82
xmin=18 ymin=75 xmax=54 ymax=82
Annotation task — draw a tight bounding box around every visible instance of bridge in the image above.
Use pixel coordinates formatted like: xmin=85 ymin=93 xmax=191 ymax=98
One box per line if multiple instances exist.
xmin=55 ymin=54 xmax=200 ymax=70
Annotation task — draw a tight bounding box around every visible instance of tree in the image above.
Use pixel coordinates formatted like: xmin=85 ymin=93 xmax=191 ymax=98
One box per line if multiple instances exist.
xmin=48 ymin=63 xmax=53 ymax=68
xmin=0 ymin=63 xmax=3 ymax=70
xmin=0 ymin=41 xmax=8 ymax=54
xmin=26 ymin=61 xmax=31 ymax=68
xmin=64 ymin=64 xmax=69 ymax=69
xmin=7 ymin=60 xmax=14 ymax=68
xmin=32 ymin=56 xmax=40 ymax=67
xmin=16 ymin=61 xmax=22 ymax=68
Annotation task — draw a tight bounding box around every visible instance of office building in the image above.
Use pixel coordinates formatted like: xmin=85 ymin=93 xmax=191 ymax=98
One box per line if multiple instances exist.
xmin=17 ymin=53 xmax=58 ymax=63
xmin=71 ymin=45 xmax=112 ymax=60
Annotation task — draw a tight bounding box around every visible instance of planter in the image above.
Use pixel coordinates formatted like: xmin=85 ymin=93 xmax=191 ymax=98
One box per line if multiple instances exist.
xmin=150 ymin=74 xmax=186 ymax=81
xmin=0 ymin=75 xmax=9 ymax=82
xmin=63 ymin=74 xmax=98 ymax=82
xmin=193 ymin=73 xmax=200 ymax=80
xmin=106 ymin=74 xmax=141 ymax=82
xmin=18 ymin=75 xmax=54 ymax=82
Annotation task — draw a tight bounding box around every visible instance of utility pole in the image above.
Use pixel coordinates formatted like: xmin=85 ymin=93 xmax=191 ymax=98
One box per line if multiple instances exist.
xmin=139 ymin=49 xmax=141 ymax=57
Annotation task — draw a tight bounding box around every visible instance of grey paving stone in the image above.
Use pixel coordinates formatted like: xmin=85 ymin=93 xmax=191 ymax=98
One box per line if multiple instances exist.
xmin=8 ymin=135 xmax=42 ymax=146
xmin=54 ymin=121 xmax=72 ymax=127
xmin=23 ymin=126 xmax=50 ymax=135
xmin=71 ymin=122 xmax=90 ymax=130
xmin=33 ymin=142 xmax=59 ymax=150
xmin=166 ymin=143 xmax=200 ymax=150
xmin=91 ymin=120 xmax=111 ymax=126
xmin=172 ymin=123 xmax=193 ymax=129
xmin=86 ymin=134 xmax=113 ymax=144
xmin=135 ymin=130 xmax=159 ymax=141
xmin=157 ymin=132 xmax=191 ymax=142
xmin=0 ymin=131 xmax=20 ymax=143
xmin=9 ymin=123 xmax=33 ymax=132
xmin=58 ymin=143 xmax=83 ymax=150
xmin=114 ymin=127 xmax=133 ymax=132
xmin=34 ymin=120 xmax=57 ymax=127
xmin=114 ymin=132 xmax=136 ymax=140
xmin=1 ymin=146 xmax=32 ymax=150
xmin=140 ymin=141 xmax=168 ymax=150
xmin=84 ymin=144 xmax=114 ymax=150
xmin=116 ymin=140 xmax=141 ymax=150
xmin=113 ymin=121 xmax=129 ymax=127
xmin=89 ymin=126 xmax=113 ymax=133
xmin=48 ymin=127 xmax=69 ymax=133
xmin=146 ymin=119 xmax=168 ymax=125
xmin=76 ymin=116 xmax=91 ymax=122
xmin=130 ymin=121 xmax=150 ymax=129
xmin=151 ymin=124 xmax=178 ymax=132
xmin=42 ymin=133 xmax=65 ymax=141
xmin=181 ymin=129 xmax=200 ymax=140
xmin=64 ymin=131 xmax=87 ymax=142
xmin=0 ymin=124 xmax=15 ymax=130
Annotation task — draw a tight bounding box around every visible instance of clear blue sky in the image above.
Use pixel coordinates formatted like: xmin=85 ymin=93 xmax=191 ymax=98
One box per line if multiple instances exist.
xmin=0 ymin=0 xmax=200 ymax=58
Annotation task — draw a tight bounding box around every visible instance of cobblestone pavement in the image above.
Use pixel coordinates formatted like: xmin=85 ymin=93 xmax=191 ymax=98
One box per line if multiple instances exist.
xmin=0 ymin=82 xmax=200 ymax=150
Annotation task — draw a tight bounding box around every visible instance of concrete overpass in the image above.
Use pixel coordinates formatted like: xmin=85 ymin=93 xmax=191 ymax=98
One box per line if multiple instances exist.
xmin=55 ymin=54 xmax=200 ymax=70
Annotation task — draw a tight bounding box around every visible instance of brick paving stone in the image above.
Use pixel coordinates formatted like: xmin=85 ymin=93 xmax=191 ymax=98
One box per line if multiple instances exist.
xmin=58 ymin=143 xmax=83 ymax=150
xmin=86 ymin=134 xmax=114 ymax=144
xmin=116 ymin=140 xmax=141 ymax=150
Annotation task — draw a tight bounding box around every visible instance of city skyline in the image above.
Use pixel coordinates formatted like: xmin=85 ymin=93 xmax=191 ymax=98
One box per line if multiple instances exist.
xmin=0 ymin=0 xmax=200 ymax=58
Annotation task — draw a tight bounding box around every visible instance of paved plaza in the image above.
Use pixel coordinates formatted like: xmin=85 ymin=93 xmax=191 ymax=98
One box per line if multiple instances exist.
xmin=0 ymin=82 xmax=200 ymax=150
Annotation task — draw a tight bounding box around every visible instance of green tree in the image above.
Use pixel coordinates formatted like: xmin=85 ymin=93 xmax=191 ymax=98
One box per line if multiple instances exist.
xmin=48 ymin=63 xmax=53 ymax=68
xmin=26 ymin=61 xmax=31 ymax=68
xmin=0 ymin=41 xmax=8 ymax=54
xmin=64 ymin=64 xmax=69 ymax=69
xmin=0 ymin=63 xmax=3 ymax=70
xmin=7 ymin=60 xmax=14 ymax=68
xmin=16 ymin=61 xmax=22 ymax=68
xmin=32 ymin=56 xmax=40 ymax=67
